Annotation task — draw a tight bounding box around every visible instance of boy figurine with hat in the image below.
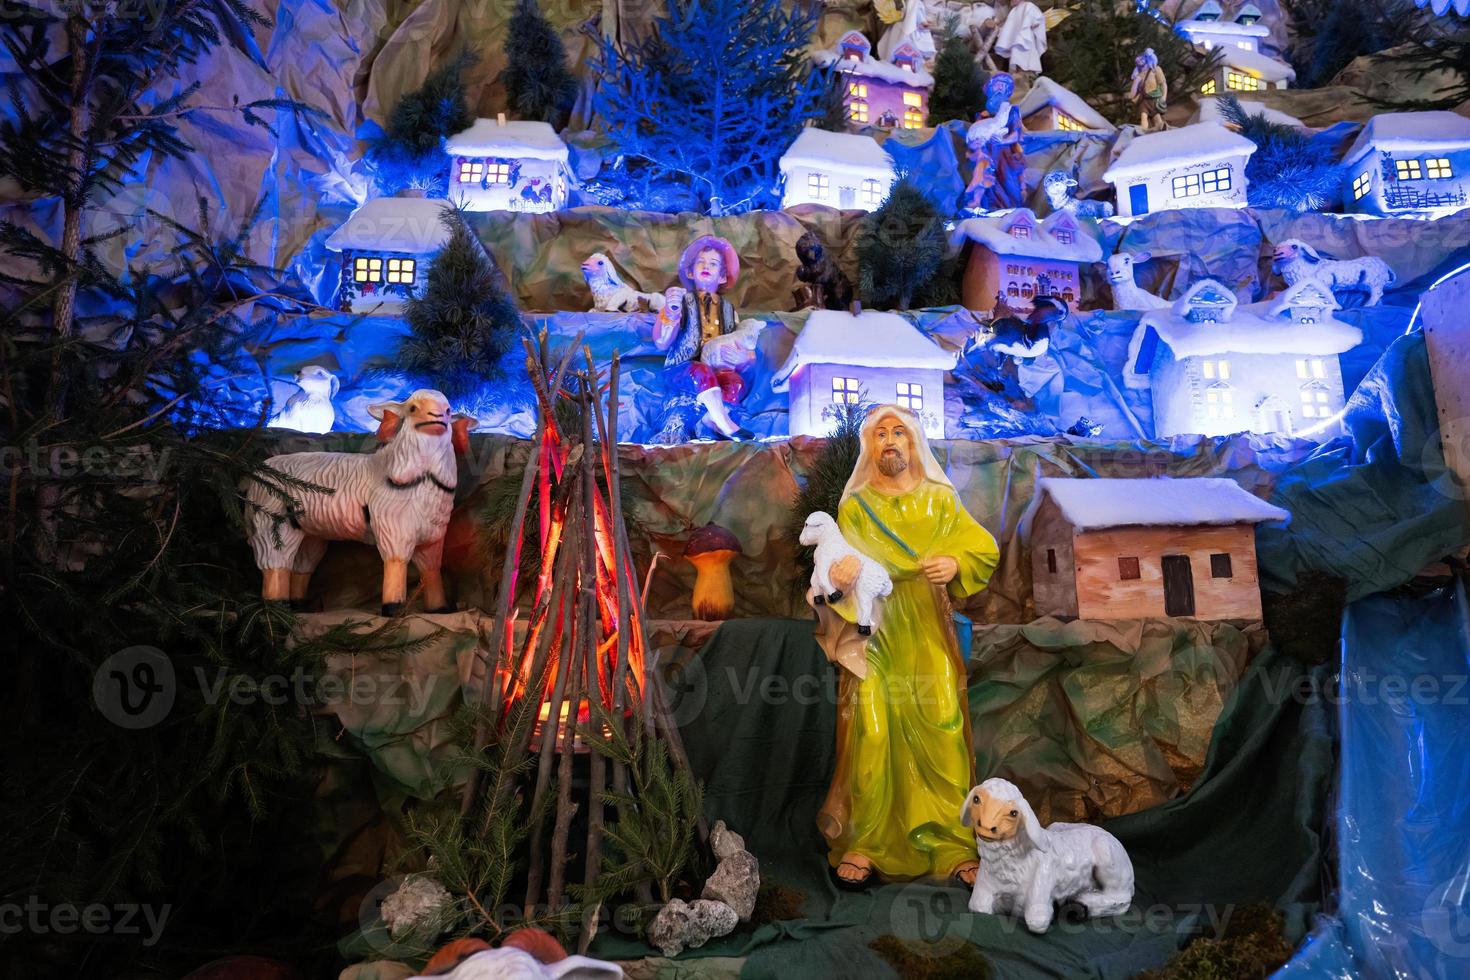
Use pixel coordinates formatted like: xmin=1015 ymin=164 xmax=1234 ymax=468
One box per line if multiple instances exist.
xmin=653 ymin=234 xmax=764 ymax=441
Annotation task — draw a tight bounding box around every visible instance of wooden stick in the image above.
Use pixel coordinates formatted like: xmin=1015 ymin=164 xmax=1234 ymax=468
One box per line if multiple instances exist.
xmin=604 ymin=354 xmax=633 ymax=802
xmin=579 ymin=373 xmax=609 ymax=953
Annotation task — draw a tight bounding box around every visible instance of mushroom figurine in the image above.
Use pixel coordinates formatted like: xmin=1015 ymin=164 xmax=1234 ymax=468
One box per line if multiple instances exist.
xmin=684 ymin=524 xmax=742 ymax=621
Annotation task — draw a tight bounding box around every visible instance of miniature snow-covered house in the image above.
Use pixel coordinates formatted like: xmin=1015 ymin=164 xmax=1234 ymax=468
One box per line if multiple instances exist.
xmin=1179 ymin=1 xmax=1273 ymax=54
xmin=445 ymin=116 xmax=570 ymax=214
xmin=1126 ymin=278 xmax=1363 ymax=439
xmin=1018 ymin=77 xmax=1115 ymax=135
xmin=1341 ymin=111 xmax=1470 ymax=217
xmin=1028 ymin=476 xmax=1290 ymax=620
xmin=1103 ymin=123 xmax=1256 ymax=217
xmin=814 ymin=30 xmax=934 ymax=132
xmin=779 ymin=129 xmax=896 ymax=211
xmin=951 ymin=208 xmax=1104 ymax=313
xmin=772 ymin=310 xmax=955 ymax=439
xmin=324 ymin=197 xmax=452 ymax=313
xmin=1198 ymin=45 xmax=1295 ymax=96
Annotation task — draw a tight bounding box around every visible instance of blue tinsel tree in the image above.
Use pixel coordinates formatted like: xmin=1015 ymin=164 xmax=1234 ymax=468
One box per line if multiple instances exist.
xmin=590 ymin=0 xmax=827 ymax=215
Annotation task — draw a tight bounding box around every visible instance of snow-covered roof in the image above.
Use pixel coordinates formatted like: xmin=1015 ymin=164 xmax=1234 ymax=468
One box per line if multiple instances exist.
xmin=1035 ymin=477 xmax=1290 ymax=530
xmin=1130 ymin=286 xmax=1362 ymax=364
xmin=950 ymin=208 xmax=1104 ymax=263
xmin=772 ymin=310 xmax=955 ymax=391
xmin=1216 ymin=46 xmax=1296 ymax=83
xmin=444 ymin=118 xmax=569 ymax=162
xmin=1017 ymin=77 xmax=1115 ymax=133
xmin=780 ymin=129 xmax=896 ymax=180
xmin=1342 ymin=111 xmax=1470 ymax=166
xmin=814 ymin=38 xmax=935 ymax=88
xmin=1179 ymin=18 xmax=1270 ymax=38
xmin=1103 ymin=123 xmax=1257 ymax=181
xmin=324 ymin=197 xmax=454 ymax=254
xmin=1192 ymin=98 xmax=1306 ymax=130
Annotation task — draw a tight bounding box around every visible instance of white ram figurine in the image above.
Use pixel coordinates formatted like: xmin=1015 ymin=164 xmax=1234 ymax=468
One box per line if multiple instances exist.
xmin=1272 ymin=239 xmax=1396 ymax=307
xmin=1106 ymin=252 xmax=1171 ymax=311
xmin=798 ymin=511 xmax=892 ymax=637
xmin=581 ymin=252 xmax=665 ymax=313
xmin=961 ymin=777 xmax=1134 ymax=932
xmin=245 ymin=389 xmax=474 ymax=616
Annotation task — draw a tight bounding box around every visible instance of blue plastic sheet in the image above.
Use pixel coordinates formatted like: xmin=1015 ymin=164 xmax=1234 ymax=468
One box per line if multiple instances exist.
xmin=1278 ymin=581 xmax=1470 ymax=978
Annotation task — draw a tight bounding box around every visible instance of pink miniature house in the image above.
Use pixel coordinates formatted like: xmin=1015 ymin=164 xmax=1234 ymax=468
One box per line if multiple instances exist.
xmin=815 ymin=30 xmax=934 ymax=133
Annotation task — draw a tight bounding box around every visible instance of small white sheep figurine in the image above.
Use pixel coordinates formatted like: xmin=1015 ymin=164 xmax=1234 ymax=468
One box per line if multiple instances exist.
xmin=245 ymin=389 xmax=474 ymax=616
xmin=1106 ymin=252 xmax=1171 ymax=311
xmin=1042 ymin=171 xmax=1115 ymax=220
xmin=961 ymin=777 xmax=1134 ymax=933
xmin=581 ymin=252 xmax=665 ymax=313
xmin=798 ymin=511 xmax=892 ymax=637
xmin=1272 ymin=239 xmax=1396 ymax=307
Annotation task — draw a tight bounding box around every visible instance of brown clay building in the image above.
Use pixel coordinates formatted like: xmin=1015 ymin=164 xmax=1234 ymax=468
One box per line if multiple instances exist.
xmin=951 ymin=209 xmax=1103 ymax=314
xmin=1027 ymin=477 xmax=1290 ymax=620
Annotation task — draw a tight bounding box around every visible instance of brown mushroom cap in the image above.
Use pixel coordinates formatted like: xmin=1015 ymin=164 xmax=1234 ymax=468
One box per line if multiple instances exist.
xmin=685 ymin=523 xmax=741 ymax=558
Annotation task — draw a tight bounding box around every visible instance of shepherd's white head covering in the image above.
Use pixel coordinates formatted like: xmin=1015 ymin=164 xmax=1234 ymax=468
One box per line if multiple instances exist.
xmin=841 ymin=403 xmax=956 ymax=502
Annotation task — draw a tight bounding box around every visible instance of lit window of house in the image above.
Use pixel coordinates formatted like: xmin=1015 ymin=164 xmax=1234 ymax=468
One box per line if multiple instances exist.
xmin=484 ymin=162 xmax=511 ymax=184
xmin=903 ymin=91 xmax=922 ymax=107
xmin=1226 ymin=70 xmax=1262 ymax=92
xmin=896 ymin=381 xmax=923 ymax=411
xmin=1054 ymin=228 xmax=1074 ymax=244
xmin=903 ymin=108 xmax=924 ymax=129
xmin=808 ymin=173 xmax=830 ymax=198
xmin=1299 ymin=386 xmax=1331 ymax=418
xmin=1295 ymin=358 xmax=1327 ymax=379
xmin=849 ymin=100 xmax=869 ymax=124
xmin=849 ymin=82 xmax=868 ymax=98
xmin=352 ymin=256 xmax=382 ymax=283
xmin=831 ymin=376 xmax=860 ymax=404
xmin=1206 ymin=386 xmax=1235 ymax=419
xmin=385 ymin=258 xmax=415 ymax=285
xmin=1172 ymin=173 xmax=1202 ymax=199
xmin=1009 ymin=223 xmax=1032 ymax=239
xmin=1201 ymin=79 xmax=1218 ymax=95
xmin=1202 ymin=359 xmax=1231 ymax=381
xmin=1056 ymin=112 xmax=1084 ymax=132
xmin=1395 ymin=158 xmax=1423 ymax=180
xmin=1352 ymin=171 xmax=1372 ymax=200
xmin=1427 ymin=157 xmax=1454 ymax=179
xmin=1201 ymin=167 xmax=1231 ymax=193
xmin=458 ymin=160 xmax=485 ymax=183
xmin=861 ymin=179 xmax=883 ymax=206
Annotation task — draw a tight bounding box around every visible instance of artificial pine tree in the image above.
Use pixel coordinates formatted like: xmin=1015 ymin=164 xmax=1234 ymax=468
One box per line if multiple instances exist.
xmin=501 ymin=0 xmax=578 ymax=128
xmin=399 ymin=210 xmax=522 ymax=395
xmin=928 ymin=30 xmax=986 ymax=126
xmin=591 ymin=0 xmax=828 ymax=214
xmin=1218 ymin=97 xmax=1339 ymax=212
xmin=856 ymin=177 xmax=948 ymax=311
xmin=368 ymin=52 xmax=476 ymax=195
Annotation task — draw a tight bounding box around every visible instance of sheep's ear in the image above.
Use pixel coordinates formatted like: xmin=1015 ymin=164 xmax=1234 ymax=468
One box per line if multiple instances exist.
xmin=451 ymin=415 xmax=476 ymax=456
xmin=328 ymin=374 xmax=340 ymax=400
xmin=959 ymin=787 xmax=983 ymax=827
xmin=368 ymin=400 xmax=404 ymax=421
xmin=1017 ymin=798 xmax=1050 ymax=852
xmin=373 ymin=409 xmax=402 ymax=445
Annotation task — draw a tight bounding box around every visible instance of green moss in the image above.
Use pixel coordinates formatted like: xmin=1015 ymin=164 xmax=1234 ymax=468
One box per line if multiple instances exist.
xmin=1137 ymin=903 xmax=1293 ymax=980
xmin=868 ymin=934 xmax=993 ymax=980
xmin=1262 ymin=570 xmax=1348 ymax=666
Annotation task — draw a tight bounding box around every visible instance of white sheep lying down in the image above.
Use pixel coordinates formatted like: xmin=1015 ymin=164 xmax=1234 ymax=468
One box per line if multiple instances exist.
xmin=245 ymin=389 xmax=473 ymax=616
xmin=961 ymin=777 xmax=1134 ymax=932
xmin=798 ymin=511 xmax=892 ymax=636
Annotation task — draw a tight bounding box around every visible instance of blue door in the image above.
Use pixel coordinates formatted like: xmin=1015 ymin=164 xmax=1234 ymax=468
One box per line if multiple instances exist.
xmin=1129 ymin=184 xmax=1150 ymax=216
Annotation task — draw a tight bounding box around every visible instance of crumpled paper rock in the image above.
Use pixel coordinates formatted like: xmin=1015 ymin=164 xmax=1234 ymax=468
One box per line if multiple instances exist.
xmin=647 ymin=898 xmax=738 ymax=958
xmin=380 ymin=875 xmax=452 ymax=940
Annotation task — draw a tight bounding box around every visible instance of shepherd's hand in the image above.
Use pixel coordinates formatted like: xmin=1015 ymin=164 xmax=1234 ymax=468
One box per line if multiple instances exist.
xmin=830 ymin=555 xmax=862 ymax=593
xmin=922 ymin=556 xmax=959 ymax=584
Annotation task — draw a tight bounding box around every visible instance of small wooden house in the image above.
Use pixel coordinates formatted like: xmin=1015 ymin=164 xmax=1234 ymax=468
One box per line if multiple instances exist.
xmin=1341 ymin=111 xmax=1470 ymax=216
xmin=1198 ymin=45 xmax=1295 ymax=96
xmin=1017 ymin=77 xmax=1115 ymax=135
xmin=779 ymin=128 xmax=896 ymax=211
xmin=1028 ymin=477 xmax=1290 ymax=620
xmin=444 ymin=116 xmax=570 ymax=214
xmin=771 ymin=310 xmax=955 ymax=439
xmin=324 ymin=197 xmax=452 ymax=313
xmin=1103 ymin=122 xmax=1256 ymax=217
xmin=951 ymin=208 xmax=1104 ymax=313
xmin=814 ymin=30 xmax=933 ymax=133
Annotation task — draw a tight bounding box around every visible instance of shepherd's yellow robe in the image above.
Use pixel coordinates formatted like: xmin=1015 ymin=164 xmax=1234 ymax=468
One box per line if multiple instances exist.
xmin=816 ymin=480 xmax=999 ymax=880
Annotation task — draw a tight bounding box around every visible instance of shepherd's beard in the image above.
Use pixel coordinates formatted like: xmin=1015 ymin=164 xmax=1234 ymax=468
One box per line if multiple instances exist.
xmin=877 ymin=452 xmax=908 ymax=477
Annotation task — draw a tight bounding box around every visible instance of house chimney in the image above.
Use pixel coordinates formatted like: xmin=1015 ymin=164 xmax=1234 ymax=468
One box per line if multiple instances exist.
xmin=497 ymin=112 xmax=507 ymax=126
xmin=850 ymin=300 xmax=862 ymax=316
